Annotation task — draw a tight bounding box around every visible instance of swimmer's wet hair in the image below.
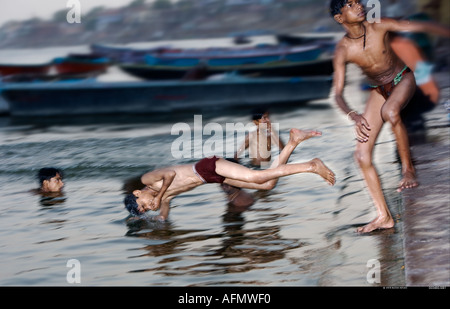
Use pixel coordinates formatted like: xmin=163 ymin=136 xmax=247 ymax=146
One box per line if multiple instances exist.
xmin=329 ymin=0 xmax=347 ymax=17
xmin=37 ymin=167 xmax=63 ymax=186
xmin=124 ymin=193 xmax=140 ymax=216
xmin=251 ymin=107 xmax=268 ymax=121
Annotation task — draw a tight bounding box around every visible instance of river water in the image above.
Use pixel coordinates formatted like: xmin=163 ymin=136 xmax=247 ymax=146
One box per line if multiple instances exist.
xmin=0 ymin=42 xmax=405 ymax=286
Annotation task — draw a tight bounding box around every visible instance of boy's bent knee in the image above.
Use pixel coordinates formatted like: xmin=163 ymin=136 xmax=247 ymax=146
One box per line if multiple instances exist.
xmin=381 ymin=105 xmax=401 ymax=126
xmin=354 ymin=150 xmax=372 ymax=169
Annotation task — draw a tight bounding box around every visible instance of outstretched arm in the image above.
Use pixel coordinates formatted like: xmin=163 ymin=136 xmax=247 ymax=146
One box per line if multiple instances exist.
xmin=155 ymin=200 xmax=171 ymax=221
xmin=333 ymin=44 xmax=371 ymax=143
xmin=381 ymin=17 xmax=450 ymax=37
xmin=141 ymin=168 xmax=176 ymax=210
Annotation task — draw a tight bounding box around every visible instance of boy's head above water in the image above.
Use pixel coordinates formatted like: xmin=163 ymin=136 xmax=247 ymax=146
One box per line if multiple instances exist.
xmin=124 ymin=187 xmax=159 ymax=216
xmin=37 ymin=167 xmax=64 ymax=193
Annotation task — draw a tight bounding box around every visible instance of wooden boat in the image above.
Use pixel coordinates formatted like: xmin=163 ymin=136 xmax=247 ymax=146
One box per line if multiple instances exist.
xmin=119 ymin=57 xmax=333 ymax=80
xmin=2 ymin=75 xmax=332 ymax=117
xmin=92 ymin=42 xmax=324 ymax=67
xmin=276 ymin=33 xmax=336 ymax=46
xmin=90 ymin=43 xmax=173 ymax=63
xmin=144 ymin=44 xmax=322 ymax=67
xmin=0 ymin=63 xmax=52 ymax=76
xmin=0 ymin=55 xmax=110 ymax=80
xmin=276 ymin=33 xmax=337 ymax=56
xmin=0 ymin=72 xmax=99 ymax=83
xmin=53 ymin=54 xmax=111 ymax=75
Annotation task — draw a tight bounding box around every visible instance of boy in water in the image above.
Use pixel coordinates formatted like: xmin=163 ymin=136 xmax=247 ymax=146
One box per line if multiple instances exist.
xmin=35 ymin=168 xmax=64 ymax=194
xmin=234 ymin=109 xmax=285 ymax=167
xmin=124 ymin=128 xmax=335 ymax=220
xmin=330 ymin=0 xmax=450 ymax=232
xmin=228 ymin=109 xmax=284 ymax=209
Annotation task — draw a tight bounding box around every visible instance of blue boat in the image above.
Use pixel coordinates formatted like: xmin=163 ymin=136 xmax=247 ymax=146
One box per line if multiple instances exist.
xmin=119 ymin=57 xmax=333 ymax=80
xmin=144 ymin=44 xmax=323 ymax=67
xmin=1 ymin=75 xmax=332 ymax=117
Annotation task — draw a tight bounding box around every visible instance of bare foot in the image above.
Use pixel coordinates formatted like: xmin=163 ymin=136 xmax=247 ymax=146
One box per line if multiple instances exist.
xmin=397 ymin=170 xmax=419 ymax=192
xmin=356 ymin=216 xmax=394 ymax=233
xmin=310 ymin=158 xmax=336 ymax=186
xmin=289 ymin=128 xmax=322 ymax=145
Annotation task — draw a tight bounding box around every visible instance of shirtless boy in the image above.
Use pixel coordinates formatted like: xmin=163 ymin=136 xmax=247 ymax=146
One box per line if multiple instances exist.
xmin=234 ymin=109 xmax=285 ymax=167
xmin=124 ymin=128 xmax=335 ymax=220
xmin=330 ymin=0 xmax=450 ymax=232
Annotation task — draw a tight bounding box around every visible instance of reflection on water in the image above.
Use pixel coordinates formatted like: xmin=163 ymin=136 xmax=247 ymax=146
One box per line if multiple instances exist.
xmin=0 ymin=76 xmax=406 ymax=286
xmin=125 ymin=209 xmax=308 ymax=285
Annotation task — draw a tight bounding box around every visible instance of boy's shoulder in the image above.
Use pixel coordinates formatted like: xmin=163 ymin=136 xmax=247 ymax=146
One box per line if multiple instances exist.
xmin=335 ymin=19 xmax=390 ymax=45
xmin=334 ymin=37 xmax=349 ymax=57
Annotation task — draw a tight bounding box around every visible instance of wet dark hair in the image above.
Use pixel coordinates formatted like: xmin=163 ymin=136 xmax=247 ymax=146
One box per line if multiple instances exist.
xmin=124 ymin=193 xmax=141 ymax=216
xmin=329 ymin=0 xmax=347 ymax=17
xmin=37 ymin=168 xmax=63 ymax=186
xmin=251 ymin=108 xmax=268 ymax=121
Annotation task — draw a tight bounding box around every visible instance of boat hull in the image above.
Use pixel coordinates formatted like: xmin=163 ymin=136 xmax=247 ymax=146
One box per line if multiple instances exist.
xmin=119 ymin=58 xmax=333 ymax=80
xmin=53 ymin=56 xmax=110 ymax=75
xmin=2 ymin=76 xmax=332 ymax=117
xmin=145 ymin=45 xmax=322 ymax=66
xmin=0 ymin=63 xmax=51 ymax=76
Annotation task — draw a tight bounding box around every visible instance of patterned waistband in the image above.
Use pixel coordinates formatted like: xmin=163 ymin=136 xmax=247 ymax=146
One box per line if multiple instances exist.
xmin=370 ymin=66 xmax=411 ymax=88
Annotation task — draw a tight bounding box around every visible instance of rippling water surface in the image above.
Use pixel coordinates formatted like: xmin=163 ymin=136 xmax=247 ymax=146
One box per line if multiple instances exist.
xmin=0 ymin=46 xmax=405 ymax=286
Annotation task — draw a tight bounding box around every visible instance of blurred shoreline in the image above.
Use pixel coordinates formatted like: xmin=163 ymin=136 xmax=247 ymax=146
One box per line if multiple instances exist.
xmin=0 ymin=0 xmax=425 ymax=49
xmin=0 ymin=1 xmax=338 ymax=49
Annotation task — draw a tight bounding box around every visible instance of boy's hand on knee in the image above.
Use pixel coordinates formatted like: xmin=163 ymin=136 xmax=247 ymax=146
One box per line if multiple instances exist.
xmin=353 ymin=114 xmax=371 ymax=142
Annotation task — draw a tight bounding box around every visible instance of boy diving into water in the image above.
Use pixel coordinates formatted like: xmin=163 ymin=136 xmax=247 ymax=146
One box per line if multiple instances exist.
xmin=330 ymin=0 xmax=450 ymax=232
xmin=124 ymin=129 xmax=336 ymax=220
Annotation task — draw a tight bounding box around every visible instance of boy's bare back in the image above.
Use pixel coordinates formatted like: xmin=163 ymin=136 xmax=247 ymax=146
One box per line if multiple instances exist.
xmin=141 ymin=164 xmax=202 ymax=199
